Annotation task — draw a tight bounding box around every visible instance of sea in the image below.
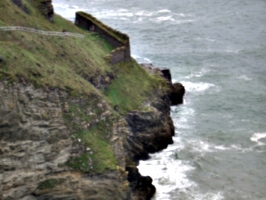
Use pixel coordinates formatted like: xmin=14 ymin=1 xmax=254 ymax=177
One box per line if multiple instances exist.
xmin=52 ymin=0 xmax=266 ymax=199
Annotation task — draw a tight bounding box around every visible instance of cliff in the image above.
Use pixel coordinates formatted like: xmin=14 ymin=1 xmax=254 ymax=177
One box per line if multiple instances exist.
xmin=0 ymin=0 xmax=184 ymax=199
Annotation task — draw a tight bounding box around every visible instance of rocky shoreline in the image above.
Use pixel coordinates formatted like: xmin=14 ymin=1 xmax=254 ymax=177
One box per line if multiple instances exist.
xmin=0 ymin=67 xmax=184 ymax=200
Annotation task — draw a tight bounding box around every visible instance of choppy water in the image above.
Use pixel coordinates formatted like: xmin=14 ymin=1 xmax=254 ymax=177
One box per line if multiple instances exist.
xmin=53 ymin=0 xmax=266 ymax=199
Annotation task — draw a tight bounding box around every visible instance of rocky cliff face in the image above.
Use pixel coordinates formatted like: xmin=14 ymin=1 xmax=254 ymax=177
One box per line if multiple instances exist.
xmin=0 ymin=72 xmax=178 ymax=199
xmin=0 ymin=81 xmax=129 ymax=200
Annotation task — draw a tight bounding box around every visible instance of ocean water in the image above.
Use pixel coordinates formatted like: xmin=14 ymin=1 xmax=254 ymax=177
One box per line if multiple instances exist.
xmin=53 ymin=0 xmax=266 ymax=199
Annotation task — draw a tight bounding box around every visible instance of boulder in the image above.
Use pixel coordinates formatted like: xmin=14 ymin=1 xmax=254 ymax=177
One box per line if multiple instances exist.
xmin=170 ymin=82 xmax=185 ymax=105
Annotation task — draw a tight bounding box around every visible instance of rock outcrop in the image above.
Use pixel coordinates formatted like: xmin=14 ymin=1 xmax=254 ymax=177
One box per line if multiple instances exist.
xmin=12 ymin=0 xmax=54 ymax=20
xmin=0 ymin=72 xmax=175 ymax=199
xmin=38 ymin=0 xmax=54 ymax=21
xmin=170 ymin=82 xmax=185 ymax=105
xmin=0 ymin=81 xmax=129 ymax=200
xmin=140 ymin=63 xmax=186 ymax=105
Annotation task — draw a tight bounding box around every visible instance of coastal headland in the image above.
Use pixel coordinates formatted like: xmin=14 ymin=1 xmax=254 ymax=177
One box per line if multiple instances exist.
xmin=0 ymin=0 xmax=185 ymax=199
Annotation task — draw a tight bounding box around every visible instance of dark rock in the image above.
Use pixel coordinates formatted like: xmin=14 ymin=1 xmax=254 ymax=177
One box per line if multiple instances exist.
xmin=134 ymin=176 xmax=156 ymax=200
xmin=38 ymin=0 xmax=54 ymax=21
xmin=0 ymin=56 xmax=3 ymax=63
xmin=126 ymin=109 xmax=174 ymax=162
xmin=170 ymin=82 xmax=185 ymax=105
xmin=13 ymin=0 xmax=22 ymax=8
xmin=12 ymin=0 xmax=30 ymax=14
xmin=160 ymin=68 xmax=172 ymax=82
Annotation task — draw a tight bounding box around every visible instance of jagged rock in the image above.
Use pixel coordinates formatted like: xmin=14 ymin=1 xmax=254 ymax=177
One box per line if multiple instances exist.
xmin=170 ymin=82 xmax=185 ymax=105
xmin=38 ymin=0 xmax=54 ymax=21
xmin=132 ymin=176 xmax=156 ymax=200
xmin=160 ymin=68 xmax=172 ymax=82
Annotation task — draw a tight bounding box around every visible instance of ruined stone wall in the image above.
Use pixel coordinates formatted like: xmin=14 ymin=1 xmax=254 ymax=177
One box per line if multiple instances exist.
xmin=75 ymin=12 xmax=131 ymax=64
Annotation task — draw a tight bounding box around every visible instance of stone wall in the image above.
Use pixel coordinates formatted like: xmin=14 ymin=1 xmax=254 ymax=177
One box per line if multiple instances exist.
xmin=75 ymin=11 xmax=131 ymax=64
xmin=106 ymin=46 xmax=131 ymax=65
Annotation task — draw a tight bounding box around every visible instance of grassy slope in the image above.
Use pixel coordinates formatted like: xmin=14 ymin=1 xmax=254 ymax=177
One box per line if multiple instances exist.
xmin=0 ymin=0 xmax=114 ymax=95
xmin=0 ymin=0 xmax=167 ymax=173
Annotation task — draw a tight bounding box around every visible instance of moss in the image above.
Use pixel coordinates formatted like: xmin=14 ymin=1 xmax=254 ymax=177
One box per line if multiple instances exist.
xmin=66 ymin=152 xmax=92 ymax=172
xmin=37 ymin=179 xmax=65 ymax=190
xmin=63 ymin=101 xmax=117 ymax=174
xmin=106 ymin=60 xmax=166 ymax=114
xmin=66 ymin=129 xmax=117 ymax=174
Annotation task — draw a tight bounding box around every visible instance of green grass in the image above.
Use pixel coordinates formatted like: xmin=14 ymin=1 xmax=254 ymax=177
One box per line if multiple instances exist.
xmin=106 ymin=60 xmax=167 ymax=114
xmin=0 ymin=29 xmax=112 ymax=95
xmin=63 ymin=102 xmax=117 ymax=173
xmin=0 ymin=0 xmax=170 ymax=174
xmin=37 ymin=179 xmax=66 ymax=190
xmin=0 ymin=0 xmax=114 ymax=95
xmin=66 ymin=128 xmax=117 ymax=173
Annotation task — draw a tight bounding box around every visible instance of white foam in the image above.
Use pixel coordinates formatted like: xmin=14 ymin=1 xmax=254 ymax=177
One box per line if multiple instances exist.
xmin=185 ymin=67 xmax=210 ymax=79
xmin=188 ymin=139 xmax=212 ymax=153
xmin=91 ymin=8 xmax=173 ymax=22
xmin=250 ymin=133 xmax=266 ymax=146
xmin=193 ymin=191 xmax=224 ymax=200
xmin=194 ymin=37 xmax=216 ymax=42
xmin=132 ymin=54 xmax=152 ymax=63
xmin=178 ymin=13 xmax=186 ymax=17
xmin=139 ymin=158 xmax=195 ymax=200
xmin=237 ymin=75 xmax=252 ymax=81
xmin=155 ymin=16 xmax=175 ymax=23
xmin=157 ymin=9 xmax=172 ymax=14
xmin=171 ymin=106 xmax=195 ymax=130
xmin=181 ymin=81 xmax=215 ymax=92
xmin=98 ymin=10 xmax=134 ymax=18
xmin=187 ymin=139 xmax=254 ymax=153
xmin=140 ymin=151 xmax=225 ymax=200
xmin=224 ymin=48 xmax=240 ymax=54
xmin=136 ymin=10 xmax=154 ymax=17
xmin=173 ymin=19 xmax=198 ymax=24
xmin=214 ymin=145 xmax=230 ymax=150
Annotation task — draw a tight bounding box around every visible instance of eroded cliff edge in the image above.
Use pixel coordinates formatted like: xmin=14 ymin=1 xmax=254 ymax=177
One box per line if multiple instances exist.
xmin=0 ymin=0 xmax=184 ymax=199
xmin=0 ymin=71 xmax=180 ymax=200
